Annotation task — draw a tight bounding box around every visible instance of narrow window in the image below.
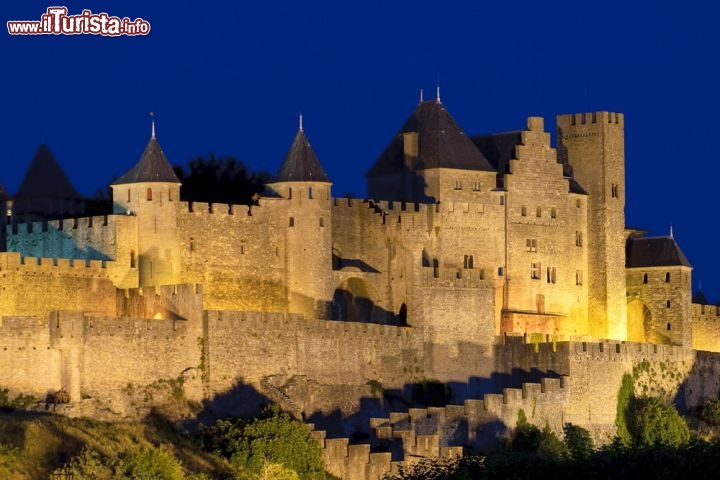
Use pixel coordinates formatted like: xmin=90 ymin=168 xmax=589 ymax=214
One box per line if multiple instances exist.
xmin=547 ymin=267 xmax=556 ymax=284
xmin=536 ymin=207 xmax=542 ymax=218
xmin=147 ymin=188 xmax=152 ymax=201
xmin=130 ymin=250 xmax=136 ymax=268
xmin=319 ymin=217 xmax=324 ymax=227
xmin=667 ymin=300 xmax=671 ymax=308
xmin=665 ymin=272 xmax=671 ymax=283
xmin=240 ymin=241 xmax=245 ymax=255
xmin=667 ymin=322 xmax=671 ymax=331
xmin=127 ymin=189 xmax=131 ymax=203
xmin=643 ymin=273 xmax=648 ymax=284
xmin=526 ymin=239 xmax=537 ymax=252
xmin=576 ymin=199 xmax=581 ymax=208
xmin=551 ymin=207 xmax=557 ymax=218
xmin=499 ymin=196 xmax=505 ymax=206
xmin=521 ymin=206 xmax=527 ymax=216
xmin=433 ymin=259 xmax=439 ymax=278
xmin=189 ymin=237 xmax=195 ymax=252
xmin=168 ymin=187 xmax=173 ymax=201
xmin=576 ymin=270 xmax=583 ymax=286
xmin=472 ymin=182 xmax=480 ymax=192
xmin=479 ymin=268 xmax=485 ymax=280
xmin=498 ymin=267 xmax=504 ymax=276
xmin=468 ymin=255 xmax=474 ymax=269
xmin=576 ymin=231 xmax=583 ymax=247
xmin=289 ymin=217 xmax=295 ymax=227
xmin=288 ymin=187 xmax=293 ymax=199
xmin=308 ymin=187 xmax=313 ymax=199
xmin=611 ymin=184 xmax=619 ymax=198
xmin=531 ymin=262 xmax=541 ymax=280
xmin=454 ymin=181 xmax=461 ymax=190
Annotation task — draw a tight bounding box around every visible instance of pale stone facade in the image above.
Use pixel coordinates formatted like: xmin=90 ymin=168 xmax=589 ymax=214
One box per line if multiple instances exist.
xmin=2 ymin=98 xmax=719 ymax=479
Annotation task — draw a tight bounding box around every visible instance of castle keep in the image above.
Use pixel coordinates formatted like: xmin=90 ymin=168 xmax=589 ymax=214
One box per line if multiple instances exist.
xmin=2 ymin=96 xmax=720 ymax=477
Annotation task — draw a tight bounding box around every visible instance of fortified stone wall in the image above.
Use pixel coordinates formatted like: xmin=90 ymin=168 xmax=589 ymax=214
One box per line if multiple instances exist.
xmin=691 ymin=303 xmax=720 ymax=352
xmin=0 ymin=252 xmax=117 ymax=317
xmin=627 ymin=266 xmax=693 ymax=346
xmin=5 ymin=215 xmax=139 ymax=288
xmin=177 ymin=200 xmax=287 ymax=312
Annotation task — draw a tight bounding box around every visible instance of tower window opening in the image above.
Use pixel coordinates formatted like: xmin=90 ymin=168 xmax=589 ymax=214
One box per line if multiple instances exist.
xmin=319 ymin=217 xmax=324 ymax=227
xmin=667 ymin=300 xmax=671 ymax=308
xmin=127 ymin=189 xmax=131 ymax=203
xmin=551 ymin=207 xmax=557 ymax=218
xmin=521 ymin=206 xmax=527 ymax=216
xmin=576 ymin=270 xmax=583 ymax=286
xmin=536 ymin=207 xmax=542 ymax=218
xmin=130 ymin=250 xmax=136 ymax=268
xmin=189 ymin=237 xmax=195 ymax=252
xmin=472 ymin=182 xmax=480 ymax=192
xmin=169 ymin=187 xmax=173 ymax=201
xmin=463 ymin=255 xmax=474 ymax=269
xmin=576 ymin=231 xmax=583 ymax=247
xmin=665 ymin=272 xmax=671 ymax=283
xmin=643 ymin=273 xmax=648 ymax=284
xmin=611 ymin=184 xmax=619 ymax=198
xmin=289 ymin=217 xmax=295 ymax=227
xmin=308 ymin=187 xmax=313 ymax=199
xmin=147 ymin=188 xmax=152 ymax=201
xmin=526 ymin=239 xmax=537 ymax=252
xmin=454 ymin=181 xmax=462 ymax=190
xmin=288 ymin=187 xmax=293 ymax=199
xmin=667 ymin=322 xmax=671 ymax=331
xmin=500 ymin=196 xmax=505 ymax=206
xmin=531 ymin=262 xmax=541 ymax=280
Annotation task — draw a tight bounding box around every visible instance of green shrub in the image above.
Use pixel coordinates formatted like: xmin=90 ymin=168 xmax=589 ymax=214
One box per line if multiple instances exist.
xmin=700 ymin=398 xmax=720 ymax=426
xmin=627 ymin=396 xmax=690 ymax=447
xmin=201 ymin=406 xmax=332 ymax=479
xmin=615 ymin=373 xmax=634 ymax=444
xmin=563 ymin=423 xmax=593 ymax=460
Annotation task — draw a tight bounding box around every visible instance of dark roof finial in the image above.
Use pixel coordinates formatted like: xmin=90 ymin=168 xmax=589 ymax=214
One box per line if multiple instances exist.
xmin=150 ymin=112 xmax=156 ymax=139
xmin=670 ymin=224 xmax=674 ymax=239
xmin=299 ymin=112 xmax=303 ymax=132
xmin=419 ymin=88 xmax=424 ymax=103
xmin=436 ymin=83 xmax=441 ymax=104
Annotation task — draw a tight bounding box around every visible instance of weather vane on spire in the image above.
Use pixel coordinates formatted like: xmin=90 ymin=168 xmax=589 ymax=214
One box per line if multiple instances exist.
xmin=299 ymin=112 xmax=303 ymax=131
xmin=150 ymin=112 xmax=156 ymax=138
xmin=419 ymin=88 xmax=424 ymax=103
xmin=436 ymin=82 xmax=441 ymax=103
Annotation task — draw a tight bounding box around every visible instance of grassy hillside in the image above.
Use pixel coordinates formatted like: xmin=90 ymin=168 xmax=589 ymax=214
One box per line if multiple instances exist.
xmin=0 ymin=410 xmax=232 ymax=479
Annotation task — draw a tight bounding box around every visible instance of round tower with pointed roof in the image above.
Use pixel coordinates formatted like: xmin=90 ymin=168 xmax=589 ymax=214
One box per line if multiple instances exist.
xmin=110 ymin=119 xmax=182 ymax=287
xmin=266 ymin=119 xmax=333 ymax=319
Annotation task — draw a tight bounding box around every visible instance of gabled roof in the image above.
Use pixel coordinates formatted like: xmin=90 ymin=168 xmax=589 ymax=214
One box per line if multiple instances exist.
xmin=111 ymin=137 xmax=180 ymax=185
xmin=472 ymin=132 xmax=587 ymax=194
xmin=367 ymin=100 xmax=494 ymax=177
xmin=15 ymin=144 xmax=83 ymax=200
xmin=273 ymin=128 xmax=330 ymax=183
xmin=626 ymin=236 xmax=692 ymax=268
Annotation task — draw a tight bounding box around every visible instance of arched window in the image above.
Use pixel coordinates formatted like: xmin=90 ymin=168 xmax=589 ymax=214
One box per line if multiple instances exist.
xmin=665 ymin=272 xmax=671 ymax=283
xmin=667 ymin=322 xmax=671 ymax=331
xmin=643 ymin=273 xmax=648 ymax=284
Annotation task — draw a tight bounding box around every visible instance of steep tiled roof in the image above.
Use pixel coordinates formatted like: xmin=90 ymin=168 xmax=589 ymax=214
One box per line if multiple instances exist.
xmin=273 ymin=129 xmax=330 ymax=183
xmin=367 ymin=100 xmax=494 ymax=177
xmin=112 ymin=137 xmax=180 ymax=185
xmin=472 ymin=132 xmax=587 ymax=194
xmin=15 ymin=144 xmax=83 ymax=200
xmin=626 ymin=236 xmax=692 ymax=268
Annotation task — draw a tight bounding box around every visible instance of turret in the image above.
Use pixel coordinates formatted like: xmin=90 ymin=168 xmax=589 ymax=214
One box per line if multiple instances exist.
xmin=12 ymin=143 xmax=86 ymax=221
xmin=367 ymin=93 xmax=496 ymax=203
xmin=110 ymin=116 xmax=181 ymax=287
xmin=556 ymin=112 xmax=627 ymax=340
xmin=266 ymin=117 xmax=333 ymax=319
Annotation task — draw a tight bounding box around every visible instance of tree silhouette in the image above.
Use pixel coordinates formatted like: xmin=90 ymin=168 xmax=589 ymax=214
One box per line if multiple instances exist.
xmin=174 ymin=154 xmax=270 ymax=205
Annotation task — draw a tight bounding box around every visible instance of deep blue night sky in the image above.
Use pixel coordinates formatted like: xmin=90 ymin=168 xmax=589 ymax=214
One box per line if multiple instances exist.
xmin=1 ymin=1 xmax=719 ymax=299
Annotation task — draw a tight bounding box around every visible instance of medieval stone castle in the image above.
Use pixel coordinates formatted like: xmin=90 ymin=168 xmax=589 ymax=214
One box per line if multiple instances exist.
xmin=2 ymin=96 xmax=720 ymax=478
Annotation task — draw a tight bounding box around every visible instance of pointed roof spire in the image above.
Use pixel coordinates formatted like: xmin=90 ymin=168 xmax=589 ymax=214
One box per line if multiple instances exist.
xmin=669 ymin=223 xmax=674 ymax=239
xmin=273 ymin=122 xmax=330 ymax=183
xmin=419 ymin=88 xmax=424 ymax=103
xmin=111 ymin=117 xmax=180 ymax=185
xmin=15 ymin=144 xmax=83 ymax=200
xmin=299 ymin=112 xmax=303 ymax=132
xmin=436 ymin=83 xmax=441 ymax=103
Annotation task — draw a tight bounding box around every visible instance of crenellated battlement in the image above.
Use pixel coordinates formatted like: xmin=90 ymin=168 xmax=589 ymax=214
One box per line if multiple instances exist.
xmin=556 ymin=111 xmax=624 ymax=128
xmin=421 ymin=266 xmax=490 ymax=288
xmin=8 ymin=214 xmax=115 ymax=235
xmin=0 ymin=251 xmax=110 ymax=277
xmin=183 ymin=201 xmax=253 ymax=217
